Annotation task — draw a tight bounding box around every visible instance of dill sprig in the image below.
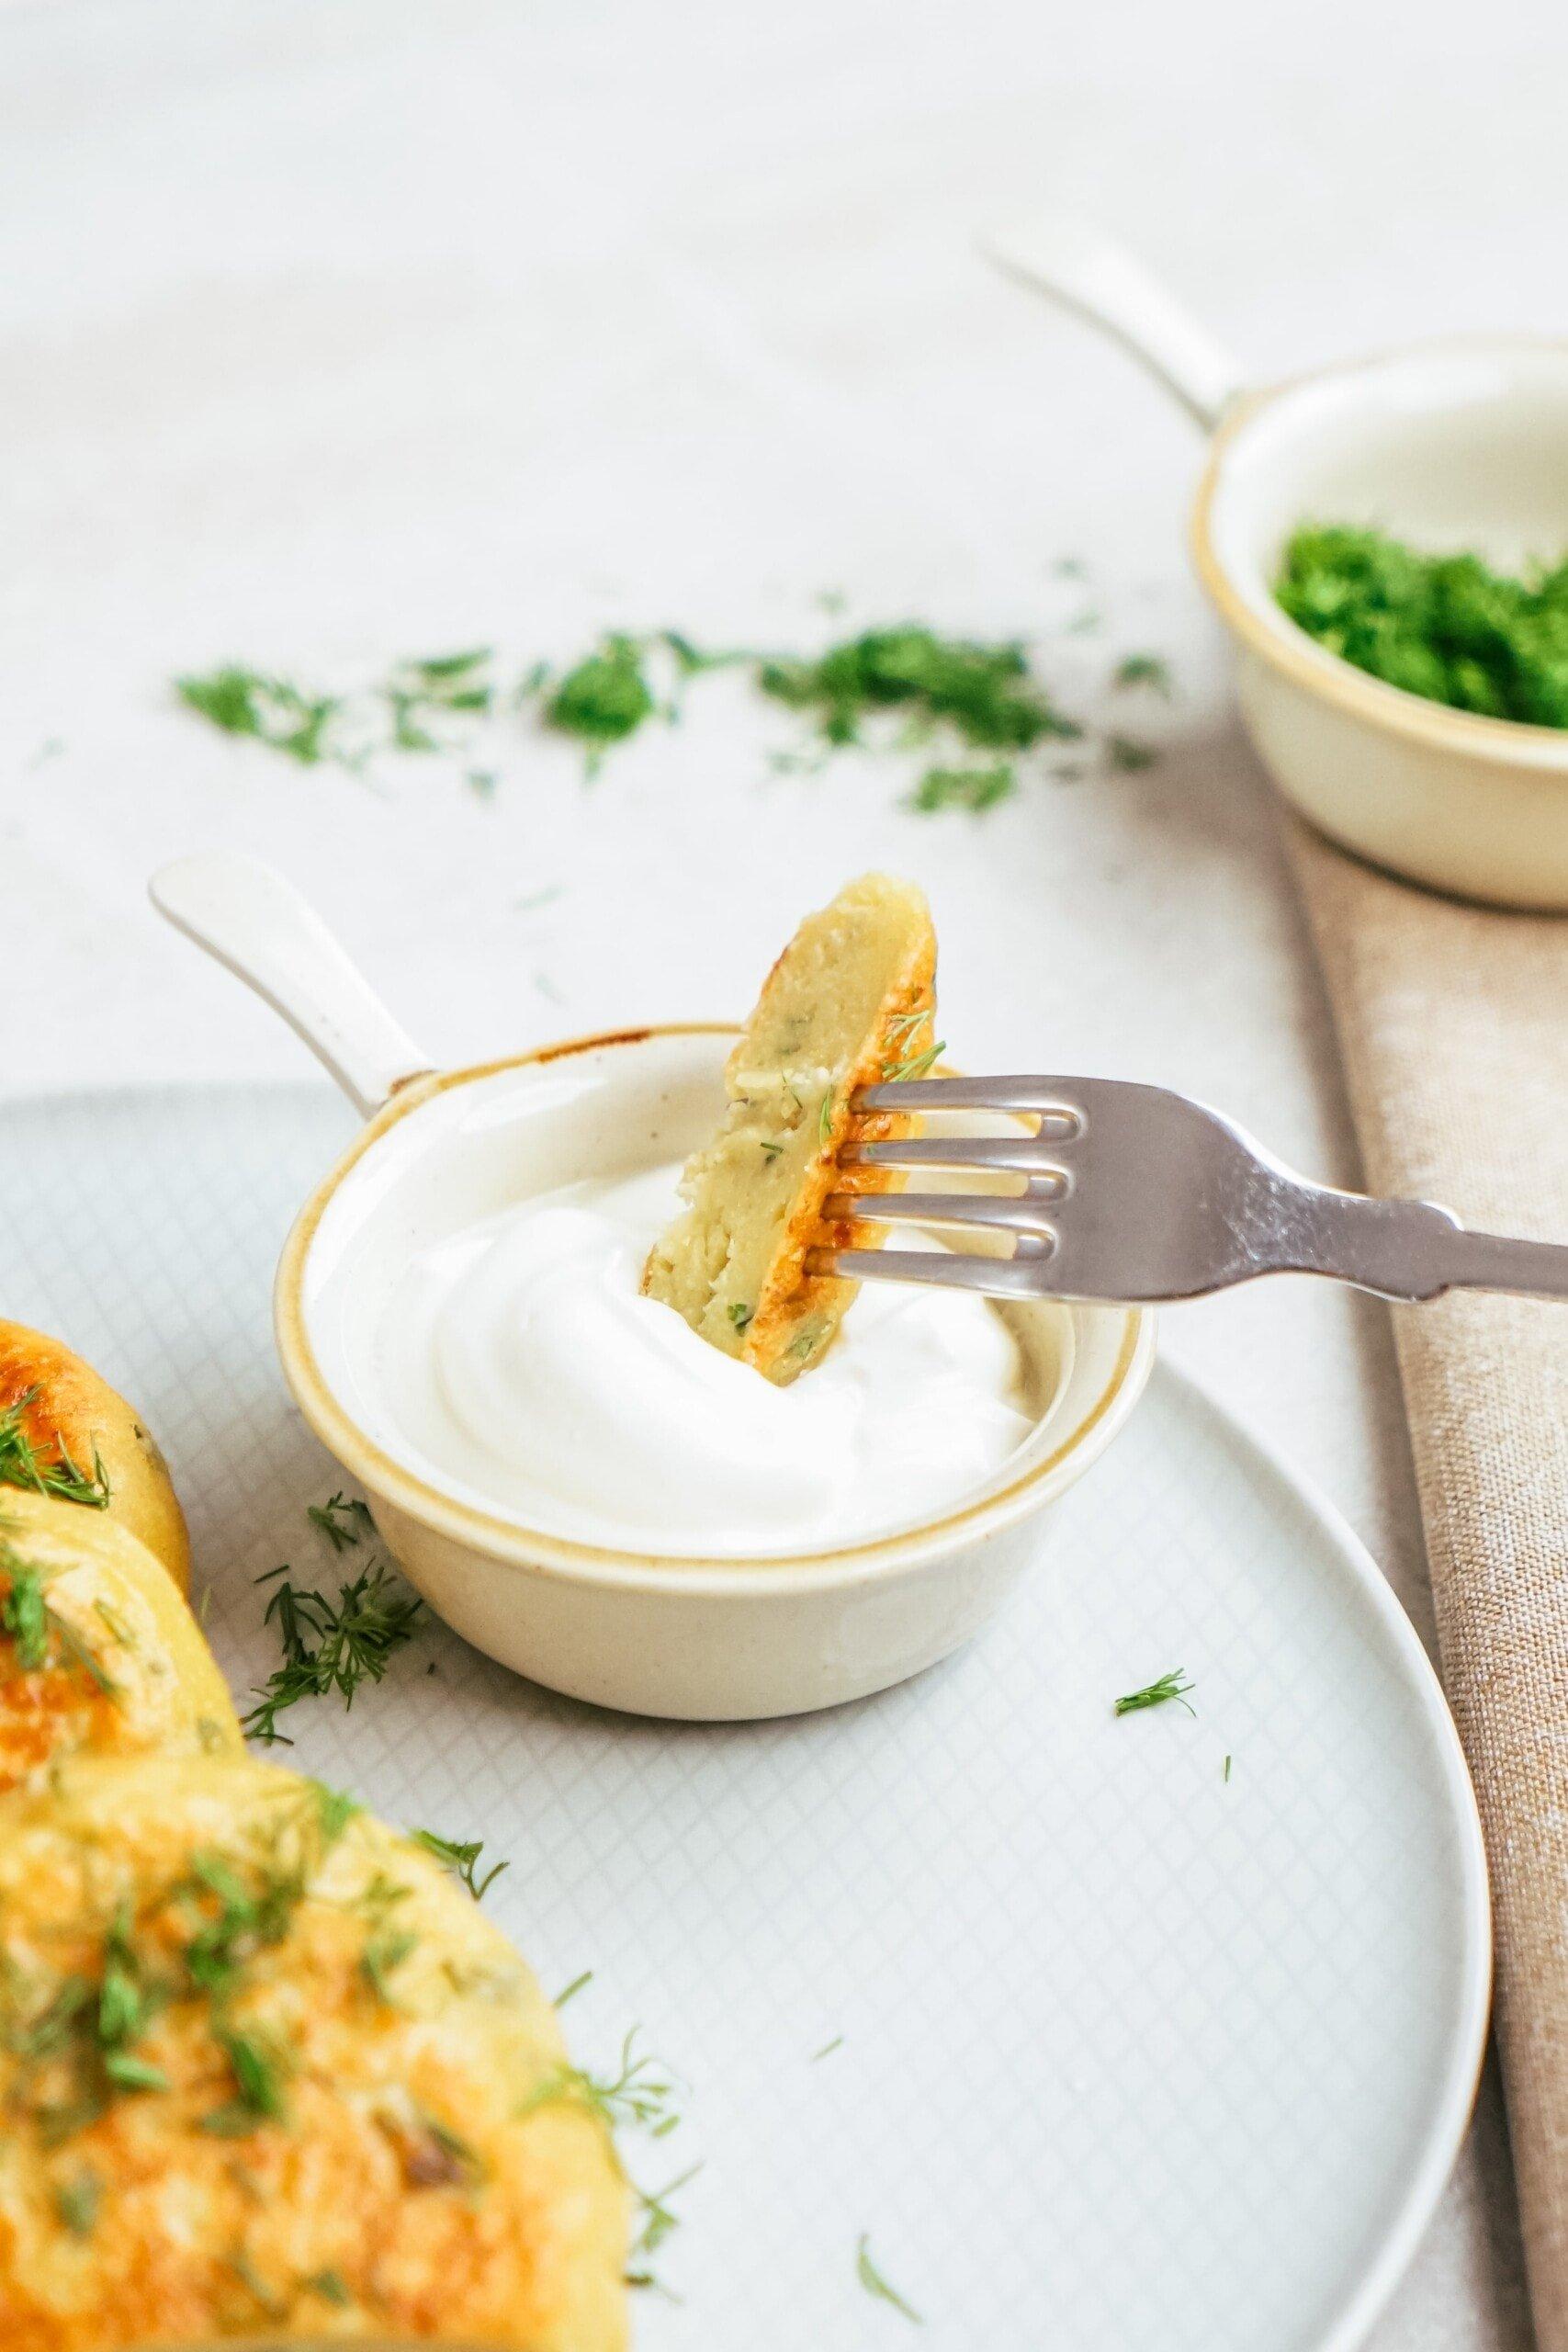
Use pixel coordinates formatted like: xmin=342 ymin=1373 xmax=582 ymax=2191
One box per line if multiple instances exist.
xmin=0 ymin=1550 xmax=118 ymax=1700
xmin=856 ymin=2233 xmax=922 ymax=2324
xmin=306 ymin=1492 xmax=375 ymax=1554
xmin=1113 ymin=652 xmax=1172 ymax=695
xmin=554 ymin=1970 xmax=593 ymax=2009
xmin=1113 ymin=1668 xmax=1196 ymax=1718
xmin=242 ymin=1555 xmax=423 ymax=1745
xmin=0 ymin=1389 xmax=109 ymax=1510
xmin=908 ymin=762 xmax=1017 ymax=814
xmin=412 ymin=1829 xmax=509 ymax=1903
xmin=543 ymin=636 xmax=655 ymax=755
xmin=1107 ymin=733 xmax=1157 ymax=772
xmin=176 ymin=668 xmax=344 ymax=766
xmin=203 ymin=2022 xmax=293 ymax=2136
xmin=760 ymin=625 xmax=1080 ymax=754
xmin=882 ymin=1039 xmax=944 ymax=1084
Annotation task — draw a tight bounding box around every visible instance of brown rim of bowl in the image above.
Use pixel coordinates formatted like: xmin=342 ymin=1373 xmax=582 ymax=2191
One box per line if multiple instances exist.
xmin=274 ymin=1023 xmax=1156 ymax=1597
xmin=1190 ymin=334 xmax=1568 ymax=772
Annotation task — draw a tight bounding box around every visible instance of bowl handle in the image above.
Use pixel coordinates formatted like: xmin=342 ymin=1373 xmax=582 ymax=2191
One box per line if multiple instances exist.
xmin=149 ymin=853 xmax=434 ymax=1118
xmin=979 ymin=211 xmax=1245 ymax=433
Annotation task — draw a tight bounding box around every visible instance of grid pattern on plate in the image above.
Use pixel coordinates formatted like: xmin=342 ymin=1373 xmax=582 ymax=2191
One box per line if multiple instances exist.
xmin=0 ymin=1083 xmax=1475 ymax=2352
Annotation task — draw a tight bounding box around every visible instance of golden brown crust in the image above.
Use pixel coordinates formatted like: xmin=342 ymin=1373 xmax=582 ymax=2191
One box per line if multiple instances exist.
xmin=741 ymin=933 xmax=935 ymax=1382
xmin=0 ymin=1757 xmax=628 ymax=2350
xmin=0 ymin=1490 xmax=239 ymax=1793
xmin=0 ymin=1323 xmax=191 ymax=1593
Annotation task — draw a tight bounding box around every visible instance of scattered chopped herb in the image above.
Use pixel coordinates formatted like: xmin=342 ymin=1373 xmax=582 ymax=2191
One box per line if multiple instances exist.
xmin=1275 ymin=525 xmax=1568 ymax=727
xmin=882 ymin=1040 xmax=944 ymax=1084
xmin=632 ymin=2161 xmax=702 ymax=2267
xmin=726 ymin=1303 xmax=754 ymax=1331
xmin=359 ymin=1924 xmax=419 ymax=2003
xmin=554 ymin=1969 xmax=593 ymax=2009
xmin=203 ymin=2023 xmax=292 ymax=2135
xmin=812 ymin=2034 xmax=844 ymax=2062
xmin=466 ymin=768 xmax=498 ymax=797
xmin=760 ymin=1139 xmax=783 ymax=1159
xmin=856 ymin=2233 xmax=922 ymax=2324
xmin=760 ymin=626 xmax=1079 ymax=754
xmin=412 ymin=1829 xmax=509 ymax=1902
xmin=534 ymin=969 xmax=565 ymax=1003
xmin=242 ymin=1557 xmax=423 ymax=1745
xmin=0 ymin=1389 xmax=110 ymax=1510
xmin=306 ymin=2268 xmax=352 ymax=2306
xmin=515 ymin=885 xmax=564 ymax=915
xmin=53 ymin=2169 xmax=100 ymax=2235
xmin=1 ymin=1555 xmax=51 ymax=1669
xmin=306 ymin=1493 xmax=375 ymax=1554
xmin=908 ymin=762 xmax=1017 ymax=814
xmin=176 ymin=668 xmax=344 ymax=766
xmin=818 ymin=1090 xmax=835 ymax=1148
xmin=1064 ymin=608 xmax=1101 ymax=635
xmin=1113 ymin=1668 xmax=1196 ymax=1718
xmin=544 ymin=635 xmax=655 ymax=757
xmin=661 ymin=630 xmax=746 ymax=675
xmin=1113 ymin=652 xmax=1172 ymax=695
xmin=1107 ymin=733 xmax=1157 ymax=771
xmin=1223 ymin=1753 xmax=1233 ymax=1782
xmin=224 ymin=2250 xmax=286 ymax=2316
xmin=519 ymin=2030 xmax=680 ymax=2138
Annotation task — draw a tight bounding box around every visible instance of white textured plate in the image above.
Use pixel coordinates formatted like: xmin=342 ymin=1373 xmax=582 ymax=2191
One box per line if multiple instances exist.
xmin=0 ymin=1082 xmax=1487 ymax=2352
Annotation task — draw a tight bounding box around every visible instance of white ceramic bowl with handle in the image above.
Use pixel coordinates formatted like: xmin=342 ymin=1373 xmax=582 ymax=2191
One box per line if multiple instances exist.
xmin=152 ymin=854 xmax=1154 ymax=1724
xmin=987 ymin=216 xmax=1568 ymax=909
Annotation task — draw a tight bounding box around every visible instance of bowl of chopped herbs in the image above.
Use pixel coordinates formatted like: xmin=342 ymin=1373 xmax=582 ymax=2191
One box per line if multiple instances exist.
xmin=1190 ymin=338 xmax=1568 ymax=907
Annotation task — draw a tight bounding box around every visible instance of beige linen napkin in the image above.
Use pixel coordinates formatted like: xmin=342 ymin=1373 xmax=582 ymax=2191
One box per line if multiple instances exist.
xmin=1284 ymin=817 xmax=1568 ymax=2352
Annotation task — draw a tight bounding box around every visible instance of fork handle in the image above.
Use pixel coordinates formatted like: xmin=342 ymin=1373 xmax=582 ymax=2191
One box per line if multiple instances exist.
xmin=1300 ymin=1189 xmax=1568 ymax=1303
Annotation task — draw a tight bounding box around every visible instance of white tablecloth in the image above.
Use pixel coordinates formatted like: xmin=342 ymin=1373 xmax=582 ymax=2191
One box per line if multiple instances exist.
xmin=0 ymin=3 xmax=1551 ymax=2342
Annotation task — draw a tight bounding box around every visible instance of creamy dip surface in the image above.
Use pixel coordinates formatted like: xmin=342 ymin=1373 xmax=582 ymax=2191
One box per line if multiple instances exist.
xmin=342 ymin=1162 xmax=1035 ymax=1555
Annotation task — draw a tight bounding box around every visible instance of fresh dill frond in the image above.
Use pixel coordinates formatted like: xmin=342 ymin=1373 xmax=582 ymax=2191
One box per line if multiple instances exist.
xmin=1223 ymin=1753 xmax=1233 ymax=1782
xmin=544 ymin=635 xmax=656 ymax=754
xmin=412 ymin=1828 xmax=509 ymax=1902
xmin=811 ymin=2033 xmax=844 ymax=2061
xmin=518 ymin=2029 xmax=680 ymax=2139
xmin=1113 ymin=1668 xmax=1196 ymax=1718
xmin=1107 ymin=733 xmax=1157 ymax=772
xmin=554 ymin=1969 xmax=593 ymax=2009
xmin=202 ymin=2023 xmax=293 ymax=2135
xmin=760 ymin=1139 xmax=783 ymax=1159
xmin=176 ymin=668 xmax=344 ymax=766
xmin=306 ymin=1493 xmax=375 ymax=1554
xmin=882 ymin=1041 xmax=944 ymax=1084
xmin=305 ymin=2268 xmax=352 ymax=2306
xmin=0 ymin=1548 xmax=118 ymax=1699
xmin=907 ymin=763 xmax=1016 ymax=815
xmin=632 ymin=2161 xmax=702 ymax=2264
xmin=760 ymin=626 xmax=1079 ymax=755
xmin=818 ymin=1090 xmax=835 ymax=1148
xmin=1113 ymin=652 xmax=1172 ymax=695
xmin=726 ymin=1302 xmax=754 ymax=1331
xmin=856 ymin=2233 xmax=922 ymax=2324
xmin=0 ymin=1389 xmax=110 ymax=1510
xmin=242 ymin=1558 xmax=424 ymax=1745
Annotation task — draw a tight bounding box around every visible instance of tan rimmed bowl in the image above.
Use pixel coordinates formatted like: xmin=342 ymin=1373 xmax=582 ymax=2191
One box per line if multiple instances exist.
xmin=985 ymin=220 xmax=1568 ymax=907
xmin=275 ymin=1023 xmax=1155 ymax=1723
xmin=1191 ymin=337 xmax=1568 ymax=909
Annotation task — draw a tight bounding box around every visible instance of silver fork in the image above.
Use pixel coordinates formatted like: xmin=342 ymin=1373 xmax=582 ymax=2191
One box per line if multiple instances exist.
xmin=807 ymin=1076 xmax=1568 ymax=1306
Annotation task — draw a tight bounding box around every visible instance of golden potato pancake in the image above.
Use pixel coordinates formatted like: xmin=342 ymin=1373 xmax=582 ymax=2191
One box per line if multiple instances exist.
xmin=643 ymin=872 xmax=937 ymax=1383
xmin=0 ymin=1321 xmax=191 ymax=1591
xmin=0 ymin=1754 xmax=627 ymax=2350
xmin=0 ymin=1489 xmax=238 ymax=1792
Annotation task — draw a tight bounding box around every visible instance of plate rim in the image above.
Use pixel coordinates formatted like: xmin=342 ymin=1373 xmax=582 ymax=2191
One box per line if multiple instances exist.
xmin=3 ymin=1077 xmax=1494 ymax=2352
xmin=1150 ymin=1356 xmax=1492 ymax=2352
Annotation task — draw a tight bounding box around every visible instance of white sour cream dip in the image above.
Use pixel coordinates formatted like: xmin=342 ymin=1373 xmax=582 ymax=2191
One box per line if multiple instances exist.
xmin=360 ymin=1163 xmax=1033 ymax=1555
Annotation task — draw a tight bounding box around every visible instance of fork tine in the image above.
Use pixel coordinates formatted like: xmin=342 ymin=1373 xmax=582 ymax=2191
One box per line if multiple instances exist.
xmin=840 ymin=1134 xmax=1072 ymax=1173
xmin=853 ymin=1076 xmax=1086 ymax=1118
xmin=823 ymin=1191 xmax=1059 ymax=1239
xmin=806 ymin=1246 xmax=1060 ymax=1300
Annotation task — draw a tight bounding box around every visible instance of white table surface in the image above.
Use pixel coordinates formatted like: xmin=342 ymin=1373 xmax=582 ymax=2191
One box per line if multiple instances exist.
xmin=0 ymin=1 xmax=1551 ymax=2343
